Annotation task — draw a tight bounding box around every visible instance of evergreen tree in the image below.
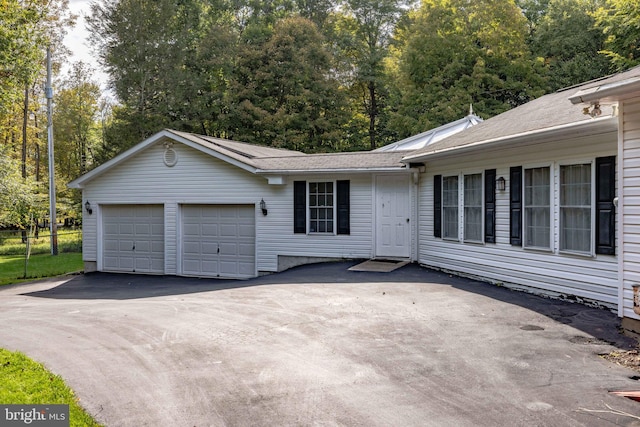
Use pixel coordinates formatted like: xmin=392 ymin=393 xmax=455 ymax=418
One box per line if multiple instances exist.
xmin=225 ymin=16 xmax=350 ymax=152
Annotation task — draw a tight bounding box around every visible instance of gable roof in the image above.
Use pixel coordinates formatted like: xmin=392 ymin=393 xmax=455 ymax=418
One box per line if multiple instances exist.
xmin=403 ymin=79 xmax=622 ymax=162
xmin=374 ymin=113 xmax=483 ymax=152
xmin=69 ymin=129 xmax=408 ymax=188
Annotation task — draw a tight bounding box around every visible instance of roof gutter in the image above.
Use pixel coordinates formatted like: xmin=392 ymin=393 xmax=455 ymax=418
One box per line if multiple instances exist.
xmin=568 ymin=77 xmax=640 ymax=104
xmin=402 ymin=116 xmax=617 ymax=163
xmin=255 ymin=166 xmax=408 ymax=174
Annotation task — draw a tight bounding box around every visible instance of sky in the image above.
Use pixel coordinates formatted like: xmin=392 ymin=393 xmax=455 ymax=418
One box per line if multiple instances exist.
xmin=62 ymin=0 xmax=110 ymax=93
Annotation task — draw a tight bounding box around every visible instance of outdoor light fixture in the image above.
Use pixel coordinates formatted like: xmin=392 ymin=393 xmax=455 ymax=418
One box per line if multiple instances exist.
xmin=260 ymin=199 xmax=268 ymax=216
xmin=583 ymin=102 xmax=602 ymax=118
xmin=496 ymin=177 xmax=506 ymax=192
xmin=85 ymin=201 xmax=93 ymax=215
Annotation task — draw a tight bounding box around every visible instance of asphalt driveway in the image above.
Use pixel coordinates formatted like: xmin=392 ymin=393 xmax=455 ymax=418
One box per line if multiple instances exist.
xmin=0 ymin=261 xmax=639 ymax=426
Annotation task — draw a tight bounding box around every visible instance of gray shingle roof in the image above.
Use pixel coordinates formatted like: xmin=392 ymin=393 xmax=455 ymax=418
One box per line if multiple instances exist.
xmin=168 ymin=129 xmax=406 ymax=172
xmin=569 ymin=65 xmax=640 ymax=104
xmin=402 ymin=80 xmax=619 ymax=161
xmin=254 ymin=151 xmax=407 ymax=172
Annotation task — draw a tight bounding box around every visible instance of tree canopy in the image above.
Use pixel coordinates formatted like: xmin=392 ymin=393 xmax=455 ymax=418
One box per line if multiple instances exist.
xmin=2 ymin=0 xmax=640 ymax=227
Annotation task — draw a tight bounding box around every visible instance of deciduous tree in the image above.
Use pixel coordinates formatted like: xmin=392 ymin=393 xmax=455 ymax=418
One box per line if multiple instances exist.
xmin=388 ymin=0 xmax=547 ymax=137
xmin=594 ymin=0 xmax=640 ymax=70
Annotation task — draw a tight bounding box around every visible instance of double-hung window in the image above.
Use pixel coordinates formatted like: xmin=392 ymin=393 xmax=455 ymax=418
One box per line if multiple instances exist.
xmin=464 ymin=173 xmax=483 ymax=242
xmin=560 ymin=163 xmax=592 ymax=254
xmin=294 ymin=180 xmax=350 ymax=235
xmin=511 ymin=157 xmax=614 ymax=255
xmin=442 ymin=176 xmax=459 ymax=239
xmin=309 ymin=182 xmax=334 ymax=233
xmin=524 ymin=166 xmax=551 ymax=249
xmin=434 ymin=171 xmax=494 ymax=243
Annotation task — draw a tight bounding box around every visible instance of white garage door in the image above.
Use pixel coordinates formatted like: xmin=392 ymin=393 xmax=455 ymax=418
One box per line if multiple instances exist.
xmin=181 ymin=205 xmax=255 ymax=278
xmin=102 ymin=205 xmax=164 ymax=274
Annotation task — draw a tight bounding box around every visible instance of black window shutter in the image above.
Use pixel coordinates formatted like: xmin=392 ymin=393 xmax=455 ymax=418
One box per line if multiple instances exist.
xmin=510 ymin=166 xmax=522 ymax=246
xmin=596 ymin=156 xmax=616 ymax=255
xmin=484 ymin=169 xmax=496 ymax=243
xmin=434 ymin=175 xmax=442 ymax=238
xmin=294 ymin=181 xmax=306 ymax=234
xmin=337 ymin=180 xmax=350 ymax=235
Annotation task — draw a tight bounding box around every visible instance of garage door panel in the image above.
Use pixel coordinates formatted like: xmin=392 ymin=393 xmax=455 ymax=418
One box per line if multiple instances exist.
xmin=219 ymin=224 xmax=237 ymax=237
xmin=183 ymin=242 xmax=200 ymax=254
xmin=238 ymin=225 xmax=254 ymax=237
xmin=119 ymin=224 xmax=134 ymax=235
xmin=183 ymin=224 xmax=200 ymax=236
xmin=118 ymin=240 xmax=134 ymax=251
xmin=102 ymin=205 xmax=164 ymax=274
xmin=135 ymin=223 xmax=151 ymax=234
xmin=201 ymin=224 xmax=219 ymax=236
xmin=201 ymin=242 xmax=218 ymax=253
xmin=181 ymin=205 xmax=255 ymax=278
xmin=219 ymin=242 xmax=237 ymax=255
xmin=201 ymin=261 xmax=218 ymax=275
xmin=135 ymin=241 xmax=150 ymax=252
xmin=104 ymin=239 xmax=118 ymax=251
xmin=238 ymin=243 xmax=255 ymax=257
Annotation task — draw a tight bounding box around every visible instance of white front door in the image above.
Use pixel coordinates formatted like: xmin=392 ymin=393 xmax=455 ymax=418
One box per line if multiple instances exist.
xmin=375 ymin=175 xmax=411 ymax=258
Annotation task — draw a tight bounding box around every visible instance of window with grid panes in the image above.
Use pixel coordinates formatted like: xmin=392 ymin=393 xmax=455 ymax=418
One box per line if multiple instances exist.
xmin=442 ymin=176 xmax=459 ymax=239
xmin=524 ymin=166 xmax=551 ymax=249
xmin=309 ymin=182 xmax=334 ymax=233
xmin=560 ymin=163 xmax=591 ymax=254
xmin=464 ymin=173 xmax=483 ymax=242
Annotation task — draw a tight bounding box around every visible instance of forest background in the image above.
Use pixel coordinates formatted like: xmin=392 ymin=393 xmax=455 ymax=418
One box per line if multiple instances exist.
xmin=1 ymin=0 xmax=640 ymax=228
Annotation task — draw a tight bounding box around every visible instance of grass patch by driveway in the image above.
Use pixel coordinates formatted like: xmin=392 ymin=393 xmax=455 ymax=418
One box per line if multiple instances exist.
xmin=0 ymin=349 xmax=101 ymax=426
xmin=0 ymin=253 xmax=83 ymax=286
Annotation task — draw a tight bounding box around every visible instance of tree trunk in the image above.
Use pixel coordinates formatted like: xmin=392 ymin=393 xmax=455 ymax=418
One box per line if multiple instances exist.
xmin=368 ymin=80 xmax=377 ymax=150
xmin=22 ymin=84 xmax=29 ymax=179
xmin=34 ymin=114 xmax=40 ymax=182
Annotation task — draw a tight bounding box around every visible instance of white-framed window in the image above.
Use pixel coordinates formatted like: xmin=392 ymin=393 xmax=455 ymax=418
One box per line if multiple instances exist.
xmin=442 ymin=175 xmax=459 ymax=239
xmin=559 ymin=162 xmax=593 ymax=255
xmin=464 ymin=173 xmax=483 ymax=242
xmin=309 ymin=181 xmax=334 ymax=233
xmin=524 ymin=166 xmax=551 ymax=250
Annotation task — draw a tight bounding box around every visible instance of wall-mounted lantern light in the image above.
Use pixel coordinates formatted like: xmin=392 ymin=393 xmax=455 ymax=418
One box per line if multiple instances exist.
xmin=260 ymin=199 xmax=268 ymax=216
xmin=496 ymin=177 xmax=506 ymax=192
xmin=85 ymin=201 xmax=93 ymax=215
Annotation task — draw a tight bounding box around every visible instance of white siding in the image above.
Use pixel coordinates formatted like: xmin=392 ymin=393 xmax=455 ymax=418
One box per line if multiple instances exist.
xmin=256 ymin=173 xmax=377 ymax=271
xmin=418 ymin=131 xmax=618 ymax=308
xmin=621 ymin=97 xmax=640 ymax=318
xmin=82 ymin=141 xmax=408 ymax=276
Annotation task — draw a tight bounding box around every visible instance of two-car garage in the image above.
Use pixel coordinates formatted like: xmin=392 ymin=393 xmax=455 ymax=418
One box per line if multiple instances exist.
xmin=101 ymin=204 xmax=256 ymax=278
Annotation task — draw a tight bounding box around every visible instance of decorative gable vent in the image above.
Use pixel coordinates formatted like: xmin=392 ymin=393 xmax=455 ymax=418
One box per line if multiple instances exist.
xmin=163 ymin=142 xmax=178 ymax=167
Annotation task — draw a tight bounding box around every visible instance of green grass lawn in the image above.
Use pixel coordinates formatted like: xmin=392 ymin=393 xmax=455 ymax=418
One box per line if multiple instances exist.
xmin=0 ymin=253 xmax=83 ymax=286
xmin=0 ymin=348 xmax=101 ymax=426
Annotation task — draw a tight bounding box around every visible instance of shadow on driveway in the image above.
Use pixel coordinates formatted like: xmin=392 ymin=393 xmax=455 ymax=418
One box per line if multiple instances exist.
xmin=22 ymin=261 xmax=637 ymax=351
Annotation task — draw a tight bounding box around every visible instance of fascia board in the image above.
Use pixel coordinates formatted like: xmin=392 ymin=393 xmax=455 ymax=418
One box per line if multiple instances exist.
xmin=569 ymin=78 xmax=640 ymax=104
xmin=255 ymin=167 xmax=408 ymax=174
xmin=68 ymin=130 xmax=257 ymax=189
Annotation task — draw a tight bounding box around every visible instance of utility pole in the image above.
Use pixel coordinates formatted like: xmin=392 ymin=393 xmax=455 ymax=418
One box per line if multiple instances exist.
xmin=46 ymin=47 xmax=58 ymax=255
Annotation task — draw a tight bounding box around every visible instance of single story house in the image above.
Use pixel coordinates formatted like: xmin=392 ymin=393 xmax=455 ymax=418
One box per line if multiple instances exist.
xmin=69 ymin=131 xmax=419 ymax=278
xmin=69 ymin=65 xmax=640 ymax=332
